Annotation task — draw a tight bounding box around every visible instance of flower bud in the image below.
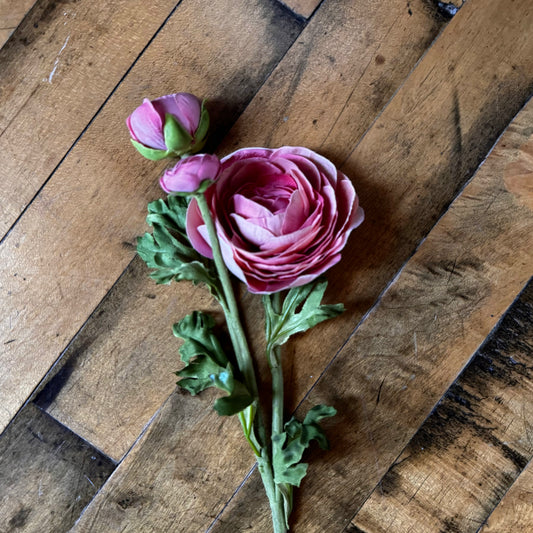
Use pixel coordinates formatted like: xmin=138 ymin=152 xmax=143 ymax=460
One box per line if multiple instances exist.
xmin=160 ymin=154 xmax=220 ymax=195
xmin=127 ymin=93 xmax=209 ymax=160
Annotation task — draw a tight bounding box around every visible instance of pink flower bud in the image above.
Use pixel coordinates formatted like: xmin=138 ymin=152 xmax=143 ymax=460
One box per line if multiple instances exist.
xmin=126 ymin=93 xmax=209 ymax=160
xmin=160 ymin=154 xmax=221 ymax=194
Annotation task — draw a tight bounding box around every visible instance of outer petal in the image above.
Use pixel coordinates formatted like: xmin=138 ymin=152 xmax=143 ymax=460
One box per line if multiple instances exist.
xmin=127 ymin=98 xmax=166 ymax=150
xmin=154 ymin=93 xmax=202 ymax=136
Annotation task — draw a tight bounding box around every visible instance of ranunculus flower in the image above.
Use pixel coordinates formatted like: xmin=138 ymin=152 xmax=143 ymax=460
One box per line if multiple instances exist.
xmin=186 ymin=147 xmax=364 ymax=294
xmin=160 ymin=154 xmax=220 ymax=194
xmin=127 ymin=93 xmax=209 ymax=160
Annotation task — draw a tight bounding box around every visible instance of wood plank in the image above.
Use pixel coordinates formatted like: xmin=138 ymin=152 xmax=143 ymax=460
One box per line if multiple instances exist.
xmin=278 ymin=0 xmax=321 ymax=19
xmin=0 ymin=403 xmax=115 ymax=532
xmin=71 ymin=0 xmax=532 ymax=530
xmin=35 ymin=258 xmax=220 ymax=461
xmin=207 ymin=94 xmax=533 ymax=531
xmin=71 ymin=391 xmax=254 ymax=533
xmin=350 ymin=281 xmax=533 ymax=533
xmin=480 ymin=459 xmax=533 ymax=533
xmin=0 ymin=0 xmax=303 ymax=435
xmin=0 ymin=0 xmax=35 ymax=47
xmin=0 ymin=0 xmax=182 ymax=237
xmin=39 ymin=0 xmax=449 ymax=459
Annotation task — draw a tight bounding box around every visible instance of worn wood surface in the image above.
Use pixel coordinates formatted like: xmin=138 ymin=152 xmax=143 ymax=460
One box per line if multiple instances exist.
xmin=39 ymin=0 xmax=448 ymax=463
xmin=0 ymin=0 xmax=35 ymax=45
xmin=350 ymin=281 xmax=533 ymax=533
xmin=0 ymin=403 xmax=115 ymax=533
xmin=0 ymin=0 xmax=302 ymax=436
xmin=206 ymin=91 xmax=533 ymax=532
xmin=1 ymin=0 xmax=532 ymax=531
xmin=480 ymin=459 xmax=533 ymax=533
xmin=0 ymin=0 xmax=182 ymax=238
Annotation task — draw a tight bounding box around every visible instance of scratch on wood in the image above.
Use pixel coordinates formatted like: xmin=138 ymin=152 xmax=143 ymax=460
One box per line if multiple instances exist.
xmin=48 ymin=35 xmax=70 ymax=83
xmin=376 ymin=379 xmax=385 ymax=405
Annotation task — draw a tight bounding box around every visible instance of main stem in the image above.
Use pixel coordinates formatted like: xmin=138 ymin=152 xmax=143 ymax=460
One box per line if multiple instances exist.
xmin=195 ymin=194 xmax=287 ymax=533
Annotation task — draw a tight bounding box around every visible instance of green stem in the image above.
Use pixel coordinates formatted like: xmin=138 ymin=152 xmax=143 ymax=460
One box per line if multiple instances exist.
xmin=195 ymin=194 xmax=259 ymax=399
xmin=195 ymin=193 xmax=287 ymax=532
xmin=257 ymin=450 xmax=289 ymax=533
xmin=269 ymin=292 xmax=284 ymax=437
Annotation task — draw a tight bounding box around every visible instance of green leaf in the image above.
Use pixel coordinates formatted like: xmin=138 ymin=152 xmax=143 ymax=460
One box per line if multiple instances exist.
xmin=130 ymin=139 xmax=171 ymax=161
xmin=272 ymin=404 xmax=336 ymax=487
xmin=263 ymin=279 xmax=344 ymax=349
xmin=173 ymin=311 xmax=254 ymax=417
xmin=137 ymin=196 xmax=223 ymax=300
xmin=163 ymin=113 xmax=193 ymax=155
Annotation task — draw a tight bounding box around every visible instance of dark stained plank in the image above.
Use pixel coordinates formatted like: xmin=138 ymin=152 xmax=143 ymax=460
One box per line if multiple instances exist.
xmin=207 ymin=95 xmax=533 ymax=530
xmin=0 ymin=0 xmax=35 ymax=46
xmin=350 ymin=281 xmax=533 ymax=533
xmin=0 ymin=403 xmax=115 ymax=532
xmin=0 ymin=0 xmax=302 ymax=435
xmin=0 ymin=0 xmax=183 ymax=237
xmin=43 ymin=0 xmax=451 ymax=462
xmin=480 ymin=459 xmax=533 ymax=533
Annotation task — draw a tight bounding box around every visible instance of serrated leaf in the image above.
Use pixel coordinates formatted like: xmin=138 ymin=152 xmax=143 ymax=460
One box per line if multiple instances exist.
xmin=263 ymin=279 xmax=344 ymax=349
xmin=173 ymin=311 xmax=254 ymax=417
xmin=130 ymin=139 xmax=170 ymax=161
xmin=137 ymin=196 xmax=223 ymax=300
xmin=272 ymin=404 xmax=336 ymax=487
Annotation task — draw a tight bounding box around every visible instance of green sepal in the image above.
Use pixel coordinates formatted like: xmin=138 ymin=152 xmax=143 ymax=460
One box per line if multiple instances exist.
xmin=174 ymin=311 xmax=254 ymax=416
xmin=272 ymin=404 xmax=336 ymax=487
xmin=136 ymin=195 xmax=223 ymax=300
xmin=263 ymin=278 xmax=344 ymax=349
xmin=163 ymin=113 xmax=193 ymax=155
xmin=194 ymin=100 xmax=210 ymax=144
xmin=130 ymin=139 xmax=171 ymax=161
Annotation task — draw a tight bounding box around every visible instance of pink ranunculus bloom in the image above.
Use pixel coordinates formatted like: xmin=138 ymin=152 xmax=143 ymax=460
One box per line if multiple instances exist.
xmin=160 ymin=154 xmax=221 ymax=194
xmin=186 ymin=147 xmax=364 ymax=294
xmin=127 ymin=93 xmax=208 ymax=158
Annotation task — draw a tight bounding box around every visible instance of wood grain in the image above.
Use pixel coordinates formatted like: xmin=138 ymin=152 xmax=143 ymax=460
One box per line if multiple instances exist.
xmin=69 ymin=1 xmax=532 ymax=530
xmin=0 ymin=0 xmax=186 ymax=238
xmin=35 ymin=258 xmax=220 ymax=461
xmin=350 ymin=281 xmax=533 ymax=533
xmin=480 ymin=459 xmax=533 ymax=533
xmin=278 ymin=0 xmax=321 ymax=19
xmin=0 ymin=0 xmax=302 ymax=435
xmin=38 ymin=0 xmax=448 ymax=459
xmin=208 ymin=92 xmax=533 ymax=531
xmin=0 ymin=0 xmax=35 ymax=46
xmin=0 ymin=403 xmax=115 ymax=532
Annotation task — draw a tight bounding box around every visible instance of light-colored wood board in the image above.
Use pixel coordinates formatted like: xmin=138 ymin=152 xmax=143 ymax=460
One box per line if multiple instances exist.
xmin=480 ymin=459 xmax=533 ymax=533
xmin=0 ymin=0 xmax=181 ymax=237
xmin=350 ymin=282 xmax=533 ymax=533
xmin=207 ymin=96 xmax=533 ymax=531
xmin=71 ymin=390 xmax=255 ymax=533
xmin=0 ymin=0 xmax=302 ymax=435
xmin=0 ymin=0 xmax=35 ymax=47
xmin=0 ymin=403 xmax=115 ymax=532
xmin=35 ymin=258 xmax=220 ymax=461
xmin=43 ymin=0 xmax=452 ymax=462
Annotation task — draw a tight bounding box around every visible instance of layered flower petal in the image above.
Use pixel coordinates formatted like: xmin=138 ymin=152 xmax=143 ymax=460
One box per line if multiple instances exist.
xmin=186 ymin=146 xmax=364 ymax=294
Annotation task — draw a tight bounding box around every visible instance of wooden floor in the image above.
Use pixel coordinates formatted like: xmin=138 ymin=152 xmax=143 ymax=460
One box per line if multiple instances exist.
xmin=0 ymin=0 xmax=532 ymax=531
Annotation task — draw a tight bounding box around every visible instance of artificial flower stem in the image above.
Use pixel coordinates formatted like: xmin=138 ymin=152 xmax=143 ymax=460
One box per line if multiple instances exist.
xmin=257 ymin=450 xmax=288 ymax=533
xmin=195 ymin=193 xmax=260 ymax=401
xmin=269 ymin=292 xmax=284 ymax=438
xmin=195 ymin=193 xmax=287 ymax=532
